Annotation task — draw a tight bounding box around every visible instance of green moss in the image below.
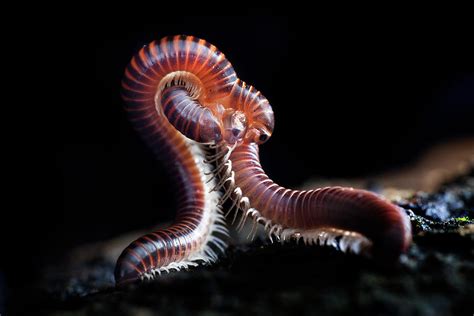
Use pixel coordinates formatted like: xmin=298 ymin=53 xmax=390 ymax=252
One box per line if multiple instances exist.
xmin=456 ymin=216 xmax=471 ymax=223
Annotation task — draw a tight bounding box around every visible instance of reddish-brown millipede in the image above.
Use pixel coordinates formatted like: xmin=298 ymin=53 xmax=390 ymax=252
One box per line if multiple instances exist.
xmin=117 ymin=35 xmax=412 ymax=285
xmin=215 ymin=143 xmax=412 ymax=260
xmin=147 ymin=35 xmax=412 ymax=259
xmin=116 ymin=35 xmax=233 ymax=286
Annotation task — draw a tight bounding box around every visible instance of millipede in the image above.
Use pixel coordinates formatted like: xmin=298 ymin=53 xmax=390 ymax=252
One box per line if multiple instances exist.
xmin=116 ymin=35 xmax=412 ymax=285
xmin=116 ymin=35 xmax=233 ymax=286
xmin=215 ymin=143 xmax=412 ymax=260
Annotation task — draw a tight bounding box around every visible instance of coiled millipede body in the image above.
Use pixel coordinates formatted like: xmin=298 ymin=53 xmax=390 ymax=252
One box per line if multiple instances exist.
xmin=150 ymin=36 xmax=412 ymax=260
xmin=115 ymin=35 xmax=235 ymax=286
xmin=117 ymin=35 xmax=412 ymax=285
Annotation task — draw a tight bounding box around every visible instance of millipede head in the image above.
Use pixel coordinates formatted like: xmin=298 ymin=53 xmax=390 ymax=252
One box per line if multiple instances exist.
xmin=114 ymin=253 xmax=144 ymax=286
xmin=221 ymin=109 xmax=248 ymax=145
xmin=242 ymin=90 xmax=274 ymax=145
xmin=244 ymin=123 xmax=273 ymax=145
xmin=217 ymin=103 xmax=274 ymax=146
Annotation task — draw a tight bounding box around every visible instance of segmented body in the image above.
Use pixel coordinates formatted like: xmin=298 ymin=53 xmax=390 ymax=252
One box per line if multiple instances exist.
xmin=116 ymin=34 xmax=412 ymax=286
xmin=161 ymin=86 xmax=222 ymax=143
xmin=216 ymin=144 xmax=412 ymax=259
xmin=144 ymin=36 xmax=412 ymax=259
xmin=115 ymin=35 xmax=233 ymax=285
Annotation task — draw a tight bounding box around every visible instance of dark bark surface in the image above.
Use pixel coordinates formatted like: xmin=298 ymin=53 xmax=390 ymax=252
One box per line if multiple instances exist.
xmin=13 ymin=169 xmax=474 ymax=315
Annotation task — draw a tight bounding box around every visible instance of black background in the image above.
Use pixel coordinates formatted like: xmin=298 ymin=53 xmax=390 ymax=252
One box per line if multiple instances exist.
xmin=4 ymin=12 xmax=474 ymax=308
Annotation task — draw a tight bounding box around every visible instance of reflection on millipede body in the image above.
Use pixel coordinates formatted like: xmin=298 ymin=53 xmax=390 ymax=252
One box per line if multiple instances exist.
xmin=117 ymin=34 xmax=413 ymax=286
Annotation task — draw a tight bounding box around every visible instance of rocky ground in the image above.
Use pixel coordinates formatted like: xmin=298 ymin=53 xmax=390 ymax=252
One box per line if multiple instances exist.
xmin=12 ymin=168 xmax=474 ymax=316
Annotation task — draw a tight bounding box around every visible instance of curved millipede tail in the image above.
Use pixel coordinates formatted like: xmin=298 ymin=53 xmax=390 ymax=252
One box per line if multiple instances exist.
xmin=114 ymin=140 xmax=229 ymax=286
xmin=215 ymin=144 xmax=412 ymax=261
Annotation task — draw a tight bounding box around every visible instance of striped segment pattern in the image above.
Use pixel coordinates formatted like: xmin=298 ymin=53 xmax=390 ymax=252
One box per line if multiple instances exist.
xmin=121 ymin=35 xmax=237 ymax=145
xmin=122 ymin=35 xmax=274 ymax=147
xmin=226 ymin=80 xmax=274 ymax=144
xmin=161 ymin=85 xmax=223 ymax=143
xmin=116 ymin=36 xmax=229 ymax=286
xmin=226 ymin=143 xmax=412 ymax=259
